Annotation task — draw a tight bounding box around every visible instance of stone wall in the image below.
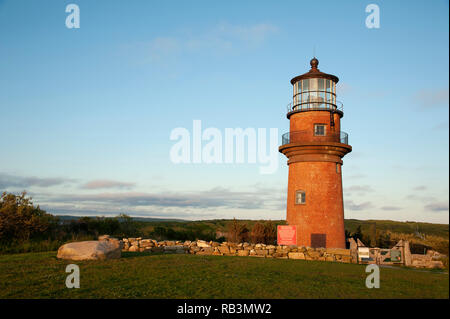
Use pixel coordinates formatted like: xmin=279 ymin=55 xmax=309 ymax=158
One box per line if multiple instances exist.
xmin=411 ymin=250 xmax=446 ymax=269
xmin=118 ymin=237 xmax=447 ymax=269
xmin=121 ymin=238 xmax=357 ymax=263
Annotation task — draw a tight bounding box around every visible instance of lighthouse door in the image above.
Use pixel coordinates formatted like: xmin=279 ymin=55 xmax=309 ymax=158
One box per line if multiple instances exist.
xmin=311 ymin=233 xmax=327 ymax=248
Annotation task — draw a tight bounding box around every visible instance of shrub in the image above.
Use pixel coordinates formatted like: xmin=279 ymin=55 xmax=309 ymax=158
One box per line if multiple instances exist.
xmin=250 ymin=222 xmax=265 ymax=244
xmin=226 ymin=218 xmax=249 ymax=243
xmin=263 ymin=221 xmax=277 ymax=245
xmin=0 ymin=192 xmax=58 ymax=242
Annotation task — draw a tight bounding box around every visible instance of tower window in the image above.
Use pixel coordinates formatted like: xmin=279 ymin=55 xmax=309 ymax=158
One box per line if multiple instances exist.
xmin=295 ymin=190 xmax=306 ymax=204
xmin=314 ymin=124 xmax=326 ymax=136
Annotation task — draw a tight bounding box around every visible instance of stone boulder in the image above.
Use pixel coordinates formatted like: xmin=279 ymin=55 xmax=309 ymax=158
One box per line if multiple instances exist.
xmin=128 ymin=245 xmax=139 ymax=252
xmin=197 ymin=240 xmax=211 ymax=248
xmin=238 ymin=250 xmax=250 ymax=257
xmin=288 ymin=252 xmax=305 ymax=260
xmin=57 ymin=240 xmax=122 ymax=261
xmin=218 ymin=246 xmax=230 ymax=254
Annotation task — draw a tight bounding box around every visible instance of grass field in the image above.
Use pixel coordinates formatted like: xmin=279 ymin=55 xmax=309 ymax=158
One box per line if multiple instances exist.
xmin=0 ymin=251 xmax=448 ymax=299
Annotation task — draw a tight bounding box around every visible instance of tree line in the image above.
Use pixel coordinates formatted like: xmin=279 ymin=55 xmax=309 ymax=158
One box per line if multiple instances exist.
xmin=1 ymin=192 xmax=447 ymax=254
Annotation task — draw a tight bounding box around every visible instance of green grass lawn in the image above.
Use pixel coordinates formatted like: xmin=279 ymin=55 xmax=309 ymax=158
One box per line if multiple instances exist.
xmin=0 ymin=251 xmax=448 ymax=299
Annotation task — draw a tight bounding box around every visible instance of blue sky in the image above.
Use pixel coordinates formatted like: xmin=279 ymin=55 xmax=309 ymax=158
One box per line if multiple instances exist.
xmin=0 ymin=0 xmax=448 ymax=223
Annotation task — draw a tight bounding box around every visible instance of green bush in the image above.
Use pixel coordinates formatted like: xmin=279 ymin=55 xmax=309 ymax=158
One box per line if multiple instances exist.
xmin=0 ymin=192 xmax=58 ymax=242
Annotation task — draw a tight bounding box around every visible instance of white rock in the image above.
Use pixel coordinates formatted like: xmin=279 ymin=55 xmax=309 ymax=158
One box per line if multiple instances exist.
xmin=57 ymin=241 xmax=121 ymax=260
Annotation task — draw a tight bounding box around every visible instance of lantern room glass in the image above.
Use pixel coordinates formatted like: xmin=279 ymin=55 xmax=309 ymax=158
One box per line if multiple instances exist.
xmin=293 ymin=78 xmax=337 ymax=111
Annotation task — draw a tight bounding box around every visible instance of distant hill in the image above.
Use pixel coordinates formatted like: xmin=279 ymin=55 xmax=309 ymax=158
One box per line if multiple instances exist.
xmin=55 ymin=215 xmax=448 ymax=238
xmin=344 ymin=219 xmax=449 ymax=238
xmin=55 ymin=215 xmax=187 ymax=223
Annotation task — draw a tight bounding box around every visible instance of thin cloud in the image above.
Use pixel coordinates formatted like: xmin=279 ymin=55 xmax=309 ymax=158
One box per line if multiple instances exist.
xmin=432 ymin=122 xmax=449 ymax=130
xmin=127 ymin=22 xmax=278 ymax=65
xmin=381 ymin=206 xmax=402 ymax=211
xmin=81 ymin=180 xmax=136 ymax=190
xmin=414 ymin=88 xmax=449 ymax=109
xmin=0 ymin=172 xmax=75 ymax=189
xmin=42 ymin=186 xmax=283 ymax=211
xmin=147 ymin=37 xmax=180 ymax=63
xmin=345 ymin=173 xmax=366 ymax=179
xmin=344 ymin=200 xmax=373 ymax=211
xmin=424 ymin=202 xmax=449 ymax=212
xmin=344 ymin=185 xmax=374 ymax=195
xmin=405 ymin=194 xmax=436 ymax=202
xmin=338 ymin=82 xmax=353 ymax=95
xmin=215 ymin=22 xmax=278 ymax=46
xmin=185 ymin=22 xmax=278 ymax=52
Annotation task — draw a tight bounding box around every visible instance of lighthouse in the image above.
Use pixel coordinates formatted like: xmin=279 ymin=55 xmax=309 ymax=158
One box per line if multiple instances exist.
xmin=279 ymin=58 xmax=351 ymax=249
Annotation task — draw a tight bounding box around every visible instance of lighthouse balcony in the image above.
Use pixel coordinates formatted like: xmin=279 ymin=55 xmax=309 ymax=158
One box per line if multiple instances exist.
xmin=281 ymin=130 xmax=349 ymax=146
xmin=286 ymin=100 xmax=344 ymax=118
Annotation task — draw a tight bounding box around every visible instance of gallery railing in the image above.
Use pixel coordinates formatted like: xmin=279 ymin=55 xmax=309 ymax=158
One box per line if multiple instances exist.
xmin=286 ymin=99 xmax=344 ymax=115
xmin=281 ymin=130 xmax=349 ymax=145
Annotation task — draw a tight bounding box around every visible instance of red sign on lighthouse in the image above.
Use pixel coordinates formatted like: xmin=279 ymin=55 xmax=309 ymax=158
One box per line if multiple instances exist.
xmin=277 ymin=225 xmax=297 ymax=245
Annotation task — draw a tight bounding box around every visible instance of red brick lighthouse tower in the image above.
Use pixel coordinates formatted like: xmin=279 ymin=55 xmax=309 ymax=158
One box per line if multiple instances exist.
xmin=279 ymin=58 xmax=352 ymax=249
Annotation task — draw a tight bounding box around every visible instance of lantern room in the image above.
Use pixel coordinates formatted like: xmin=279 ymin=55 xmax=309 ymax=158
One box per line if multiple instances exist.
xmin=288 ymin=57 xmax=343 ymax=118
